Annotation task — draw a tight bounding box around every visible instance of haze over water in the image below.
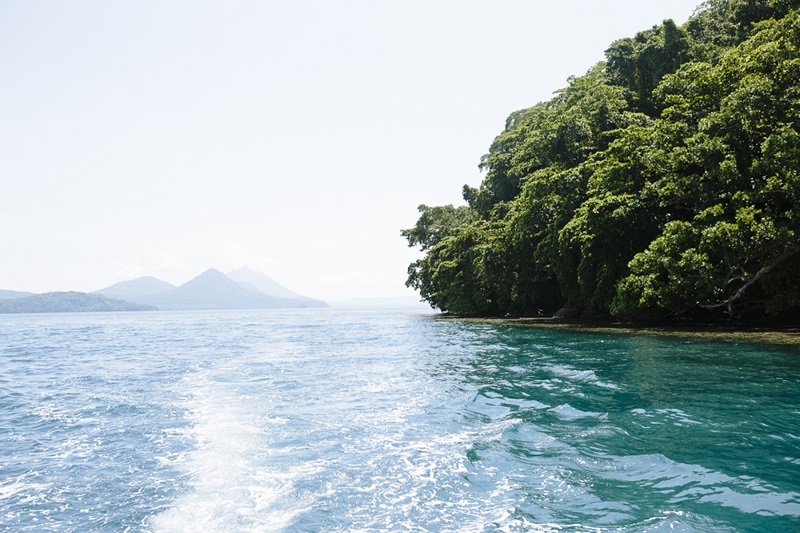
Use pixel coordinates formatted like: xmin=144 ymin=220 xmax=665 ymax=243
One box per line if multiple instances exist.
xmin=1 ymin=309 xmax=798 ymax=531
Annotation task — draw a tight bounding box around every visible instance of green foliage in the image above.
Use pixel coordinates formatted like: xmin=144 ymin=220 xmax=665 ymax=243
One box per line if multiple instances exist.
xmin=605 ymin=19 xmax=691 ymax=114
xmin=611 ymin=9 xmax=800 ymax=319
xmin=401 ymin=204 xmax=477 ymax=251
xmin=405 ymin=221 xmax=500 ymax=316
xmin=403 ymin=1 xmax=800 ymax=322
xmin=473 ymin=66 xmax=642 ymax=217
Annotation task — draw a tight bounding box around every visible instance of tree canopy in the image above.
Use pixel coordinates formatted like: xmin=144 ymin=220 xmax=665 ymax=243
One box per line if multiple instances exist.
xmin=403 ymin=0 xmax=800 ymax=322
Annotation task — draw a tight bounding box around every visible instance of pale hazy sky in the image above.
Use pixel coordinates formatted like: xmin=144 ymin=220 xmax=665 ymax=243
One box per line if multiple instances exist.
xmin=1 ymin=0 xmax=701 ymax=301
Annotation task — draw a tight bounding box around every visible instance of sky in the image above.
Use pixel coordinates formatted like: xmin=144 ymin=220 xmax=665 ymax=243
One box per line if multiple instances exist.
xmin=1 ymin=0 xmax=703 ymax=301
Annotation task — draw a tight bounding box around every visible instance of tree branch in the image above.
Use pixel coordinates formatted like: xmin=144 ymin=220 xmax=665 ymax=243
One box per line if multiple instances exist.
xmin=707 ymin=246 xmax=800 ymax=317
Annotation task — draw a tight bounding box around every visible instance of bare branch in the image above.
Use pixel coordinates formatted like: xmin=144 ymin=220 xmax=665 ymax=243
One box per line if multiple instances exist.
xmin=706 ymin=246 xmax=800 ymax=316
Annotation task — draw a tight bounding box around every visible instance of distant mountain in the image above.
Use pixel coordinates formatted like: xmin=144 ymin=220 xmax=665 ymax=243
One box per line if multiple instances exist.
xmin=228 ymin=267 xmax=327 ymax=306
xmin=0 ymin=289 xmax=35 ymax=300
xmin=139 ymin=268 xmax=328 ymax=310
xmin=227 ymin=267 xmax=301 ymax=299
xmin=95 ymin=276 xmax=176 ymax=301
xmin=0 ymin=292 xmax=157 ymax=314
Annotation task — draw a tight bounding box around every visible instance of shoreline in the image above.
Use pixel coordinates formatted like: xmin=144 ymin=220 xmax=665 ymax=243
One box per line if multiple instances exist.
xmin=430 ymin=314 xmax=800 ymax=348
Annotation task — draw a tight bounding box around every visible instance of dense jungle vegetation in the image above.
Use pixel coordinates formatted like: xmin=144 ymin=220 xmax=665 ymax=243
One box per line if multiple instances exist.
xmin=403 ymin=0 xmax=800 ymax=322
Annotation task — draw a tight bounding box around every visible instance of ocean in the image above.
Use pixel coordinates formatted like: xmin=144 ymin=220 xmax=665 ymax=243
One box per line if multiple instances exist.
xmin=1 ymin=308 xmax=798 ymax=532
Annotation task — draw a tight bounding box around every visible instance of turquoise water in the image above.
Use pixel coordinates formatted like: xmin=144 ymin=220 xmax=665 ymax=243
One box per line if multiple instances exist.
xmin=0 ymin=309 xmax=798 ymax=532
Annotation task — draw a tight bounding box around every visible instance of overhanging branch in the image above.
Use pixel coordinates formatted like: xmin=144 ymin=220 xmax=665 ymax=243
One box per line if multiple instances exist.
xmin=707 ymin=245 xmax=800 ymax=317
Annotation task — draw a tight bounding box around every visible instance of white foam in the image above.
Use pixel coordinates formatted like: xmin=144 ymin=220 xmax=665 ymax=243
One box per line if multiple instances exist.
xmin=0 ymin=478 xmax=51 ymax=501
xmin=549 ymin=403 xmax=606 ymax=420
xmin=548 ymin=365 xmax=620 ymax=389
xmin=149 ymin=369 xmax=314 ymax=532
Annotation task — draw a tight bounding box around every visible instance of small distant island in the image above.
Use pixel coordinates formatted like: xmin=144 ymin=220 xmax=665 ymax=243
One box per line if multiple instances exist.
xmin=0 ymin=292 xmax=156 ymax=314
xmin=0 ymin=267 xmax=328 ymax=314
xmin=403 ymin=0 xmax=800 ymax=324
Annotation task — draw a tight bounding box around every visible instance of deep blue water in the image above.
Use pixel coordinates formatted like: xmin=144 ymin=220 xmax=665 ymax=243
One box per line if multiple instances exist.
xmin=0 ymin=308 xmax=798 ymax=532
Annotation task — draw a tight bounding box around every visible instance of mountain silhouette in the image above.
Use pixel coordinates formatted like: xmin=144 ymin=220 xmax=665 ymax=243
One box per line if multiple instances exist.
xmin=116 ymin=268 xmax=328 ymax=310
xmin=227 ymin=267 xmax=302 ymax=299
xmin=95 ymin=276 xmax=176 ymax=301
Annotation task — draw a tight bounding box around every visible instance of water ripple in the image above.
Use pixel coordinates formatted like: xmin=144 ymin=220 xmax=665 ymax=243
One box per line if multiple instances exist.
xmin=1 ymin=310 xmax=798 ymax=532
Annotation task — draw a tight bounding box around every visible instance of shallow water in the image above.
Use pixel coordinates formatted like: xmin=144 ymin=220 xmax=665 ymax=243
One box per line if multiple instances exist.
xmin=1 ymin=309 xmax=798 ymax=531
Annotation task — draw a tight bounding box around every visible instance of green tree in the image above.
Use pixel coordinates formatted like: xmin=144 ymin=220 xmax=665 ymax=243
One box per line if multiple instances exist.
xmin=403 ymin=0 xmax=800 ymax=322
xmin=605 ymin=19 xmax=691 ymax=115
xmin=612 ymin=11 xmax=800 ymax=319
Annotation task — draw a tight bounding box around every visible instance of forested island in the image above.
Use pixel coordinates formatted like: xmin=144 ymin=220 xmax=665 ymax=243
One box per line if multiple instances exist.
xmin=0 ymin=292 xmax=157 ymax=314
xmin=404 ymin=0 xmax=800 ymax=323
